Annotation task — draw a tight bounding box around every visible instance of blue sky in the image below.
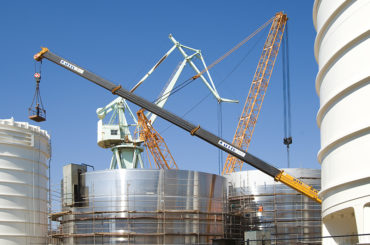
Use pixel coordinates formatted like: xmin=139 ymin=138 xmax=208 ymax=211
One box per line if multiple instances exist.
xmin=1 ymin=1 xmax=320 ymax=184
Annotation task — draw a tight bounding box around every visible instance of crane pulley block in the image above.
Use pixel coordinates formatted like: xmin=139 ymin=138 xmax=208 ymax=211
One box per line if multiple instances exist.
xmin=28 ymin=72 xmax=46 ymax=122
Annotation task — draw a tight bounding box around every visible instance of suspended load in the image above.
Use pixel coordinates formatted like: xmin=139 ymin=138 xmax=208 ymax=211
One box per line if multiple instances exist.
xmin=28 ymin=72 xmax=46 ymax=122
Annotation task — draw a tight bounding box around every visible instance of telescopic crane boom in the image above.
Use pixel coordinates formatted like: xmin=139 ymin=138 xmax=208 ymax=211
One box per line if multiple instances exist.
xmin=33 ymin=47 xmax=322 ymax=204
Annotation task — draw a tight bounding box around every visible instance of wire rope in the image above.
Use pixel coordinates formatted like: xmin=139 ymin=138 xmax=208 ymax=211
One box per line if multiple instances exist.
xmin=217 ymin=102 xmax=223 ymax=175
xmin=159 ymin=27 xmax=269 ymax=135
xmin=282 ymin=23 xmax=292 ymax=167
xmin=193 ymin=16 xmax=275 ymax=79
xmin=152 ymin=16 xmax=274 ymax=106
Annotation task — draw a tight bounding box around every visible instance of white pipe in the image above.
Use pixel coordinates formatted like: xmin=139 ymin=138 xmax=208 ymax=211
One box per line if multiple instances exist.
xmin=149 ymin=59 xmax=187 ymax=124
xmin=130 ymin=45 xmax=177 ymax=93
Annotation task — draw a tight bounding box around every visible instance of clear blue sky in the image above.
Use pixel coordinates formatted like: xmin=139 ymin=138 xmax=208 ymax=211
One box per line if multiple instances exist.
xmin=1 ymin=1 xmax=320 ymax=185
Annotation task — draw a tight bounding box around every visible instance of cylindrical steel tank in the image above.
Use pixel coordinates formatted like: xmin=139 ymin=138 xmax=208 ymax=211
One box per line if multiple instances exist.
xmin=55 ymin=169 xmax=226 ymax=244
xmin=226 ymin=169 xmax=321 ymax=244
xmin=0 ymin=118 xmax=50 ymax=245
xmin=313 ymin=0 xmax=370 ymax=244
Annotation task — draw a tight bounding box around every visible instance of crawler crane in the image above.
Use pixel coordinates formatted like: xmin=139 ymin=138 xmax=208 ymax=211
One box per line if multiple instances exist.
xmin=223 ymin=12 xmax=288 ymax=174
xmin=32 ymin=46 xmax=322 ymax=203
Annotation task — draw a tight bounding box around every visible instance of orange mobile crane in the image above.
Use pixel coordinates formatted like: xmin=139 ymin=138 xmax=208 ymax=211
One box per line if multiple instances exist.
xmin=223 ymin=12 xmax=287 ymax=174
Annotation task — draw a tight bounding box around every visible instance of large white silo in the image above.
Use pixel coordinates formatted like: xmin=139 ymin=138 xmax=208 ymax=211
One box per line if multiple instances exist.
xmin=313 ymin=0 xmax=370 ymax=244
xmin=0 ymin=118 xmax=50 ymax=245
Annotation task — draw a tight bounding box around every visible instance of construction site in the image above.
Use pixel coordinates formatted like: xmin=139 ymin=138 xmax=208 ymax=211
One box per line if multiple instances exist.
xmin=0 ymin=1 xmax=370 ymax=244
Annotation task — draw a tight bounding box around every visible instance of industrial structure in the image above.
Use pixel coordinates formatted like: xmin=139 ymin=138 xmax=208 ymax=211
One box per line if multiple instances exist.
xmin=2 ymin=0 xmax=370 ymax=242
xmin=225 ymin=169 xmax=321 ymax=244
xmin=33 ymin=28 xmax=321 ymax=206
xmin=28 ymin=12 xmax=327 ymax=245
xmin=41 ymin=36 xmax=234 ymax=244
xmin=0 ymin=118 xmax=50 ymax=245
xmin=52 ymin=168 xmax=226 ymax=244
xmin=92 ymin=34 xmax=236 ymax=170
xmin=223 ymin=12 xmax=287 ymax=175
xmin=314 ymin=0 xmax=370 ymax=244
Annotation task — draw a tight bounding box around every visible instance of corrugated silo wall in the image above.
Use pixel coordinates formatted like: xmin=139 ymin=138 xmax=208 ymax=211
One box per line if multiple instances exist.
xmin=313 ymin=0 xmax=370 ymax=244
xmin=0 ymin=118 xmax=50 ymax=245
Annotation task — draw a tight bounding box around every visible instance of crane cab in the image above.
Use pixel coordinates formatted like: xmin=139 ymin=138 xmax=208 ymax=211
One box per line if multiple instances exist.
xmin=97 ymin=120 xmax=123 ymax=148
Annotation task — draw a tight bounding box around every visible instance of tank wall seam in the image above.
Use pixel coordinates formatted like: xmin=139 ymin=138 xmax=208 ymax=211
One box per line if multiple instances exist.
xmin=317 ymin=125 xmax=370 ymax=163
xmin=0 ymin=167 xmax=48 ymax=180
xmin=316 ymin=75 xmax=370 ymax=127
xmin=322 ymin=194 xmax=370 ymax=217
xmin=0 ymin=154 xmax=49 ymax=169
xmin=313 ymin=0 xmax=353 ymax=64
xmin=312 ymin=0 xmax=321 ymax=30
xmin=0 ymin=193 xmax=49 ymax=202
xmin=0 ymin=208 xmax=49 ymax=214
xmin=315 ymin=29 xmax=370 ymax=94
xmin=319 ymin=176 xmax=370 ymax=199
xmin=0 ymin=182 xmax=49 ymax=192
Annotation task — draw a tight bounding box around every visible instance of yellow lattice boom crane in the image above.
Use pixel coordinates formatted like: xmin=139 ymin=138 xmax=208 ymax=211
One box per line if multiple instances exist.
xmin=136 ymin=109 xmax=178 ymax=170
xmin=223 ymin=12 xmax=288 ymax=175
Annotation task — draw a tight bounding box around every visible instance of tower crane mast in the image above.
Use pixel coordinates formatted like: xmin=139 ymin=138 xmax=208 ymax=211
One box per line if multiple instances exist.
xmin=223 ymin=12 xmax=288 ymax=175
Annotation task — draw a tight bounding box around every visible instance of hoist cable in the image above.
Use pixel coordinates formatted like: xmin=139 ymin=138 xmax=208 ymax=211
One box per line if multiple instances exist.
xmin=30 ymin=61 xmax=45 ymax=109
xmin=281 ymin=35 xmax=288 ymax=138
xmin=282 ymin=23 xmax=292 ymax=167
xmin=153 ymin=77 xmax=195 ymax=104
xmin=193 ymin=16 xmax=275 ymax=79
xmin=286 ymin=24 xmax=292 ymax=137
xmin=217 ymin=102 xmax=223 ymax=175
xmin=153 ymin=16 xmax=274 ymax=105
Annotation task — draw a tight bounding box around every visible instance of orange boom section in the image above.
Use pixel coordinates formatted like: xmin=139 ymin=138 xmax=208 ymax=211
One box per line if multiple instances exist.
xmin=223 ymin=13 xmax=287 ymax=174
xmin=137 ymin=109 xmax=178 ymax=170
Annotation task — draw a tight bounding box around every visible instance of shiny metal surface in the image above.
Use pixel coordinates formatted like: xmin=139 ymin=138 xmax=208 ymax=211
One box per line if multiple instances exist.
xmin=57 ymin=169 xmax=226 ymax=244
xmin=226 ymin=169 xmax=321 ymax=244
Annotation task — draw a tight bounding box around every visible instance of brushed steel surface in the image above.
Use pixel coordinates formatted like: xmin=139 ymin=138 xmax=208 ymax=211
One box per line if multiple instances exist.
xmin=226 ymin=169 xmax=321 ymax=244
xmin=59 ymin=169 xmax=226 ymax=245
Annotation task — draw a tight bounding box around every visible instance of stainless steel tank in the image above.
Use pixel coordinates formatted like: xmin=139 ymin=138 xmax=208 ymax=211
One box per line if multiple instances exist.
xmin=226 ymin=168 xmax=321 ymax=244
xmin=55 ymin=169 xmax=227 ymax=244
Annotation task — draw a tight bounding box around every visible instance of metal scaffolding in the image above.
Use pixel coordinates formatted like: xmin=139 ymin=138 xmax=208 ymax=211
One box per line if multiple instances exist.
xmin=49 ymin=169 xmax=227 ymax=245
xmin=225 ymin=169 xmax=322 ymax=245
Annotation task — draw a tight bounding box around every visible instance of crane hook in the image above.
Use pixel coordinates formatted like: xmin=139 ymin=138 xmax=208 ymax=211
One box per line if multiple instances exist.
xmin=28 ymin=72 xmax=46 ymax=122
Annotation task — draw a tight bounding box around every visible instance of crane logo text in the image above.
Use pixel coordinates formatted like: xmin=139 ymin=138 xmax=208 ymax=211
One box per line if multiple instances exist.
xmin=60 ymin=60 xmax=84 ymax=74
xmin=218 ymin=140 xmax=246 ymax=158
